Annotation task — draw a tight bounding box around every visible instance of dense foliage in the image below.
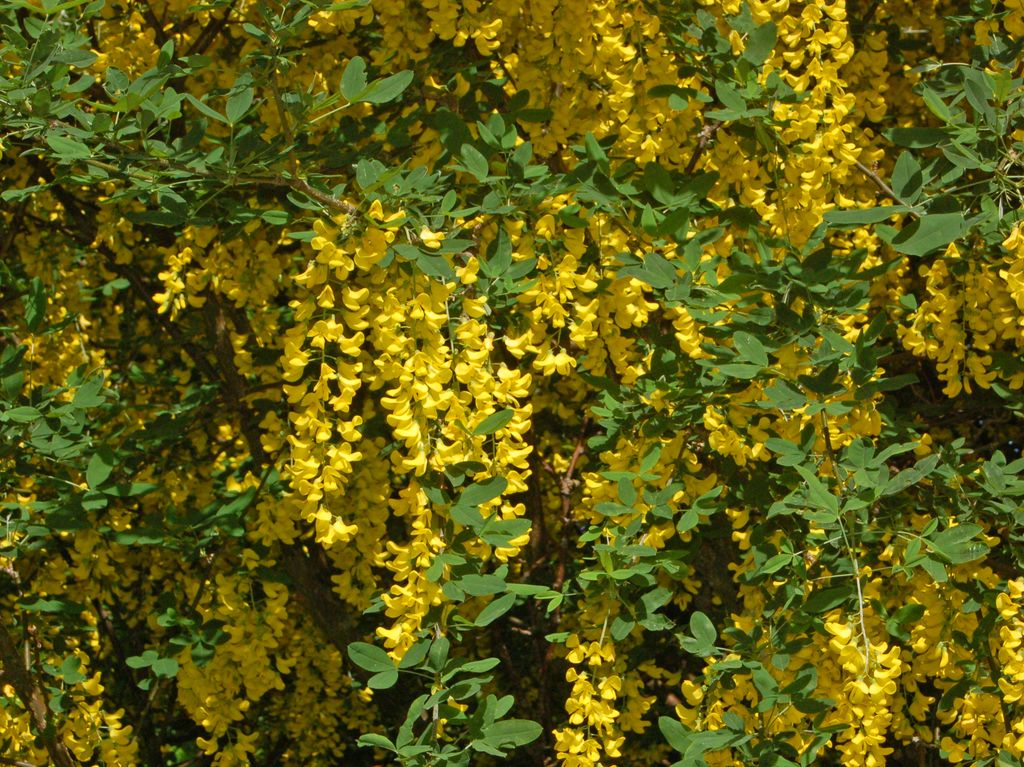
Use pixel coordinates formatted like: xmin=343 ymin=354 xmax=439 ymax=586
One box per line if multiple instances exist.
xmin=2 ymin=0 xmax=1024 ymax=766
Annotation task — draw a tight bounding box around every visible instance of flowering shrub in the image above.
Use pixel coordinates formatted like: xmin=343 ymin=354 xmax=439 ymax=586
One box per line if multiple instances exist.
xmin=1 ymin=0 xmax=1023 ymax=766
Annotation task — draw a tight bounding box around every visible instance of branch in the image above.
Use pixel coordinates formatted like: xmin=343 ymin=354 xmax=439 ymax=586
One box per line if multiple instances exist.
xmin=283 ymin=176 xmax=358 ymax=216
xmin=136 ymin=0 xmax=169 ymax=46
xmin=82 ymin=156 xmax=358 ymax=216
xmin=185 ymin=0 xmax=238 ymax=57
xmin=0 ymin=622 xmax=78 ymax=767
xmin=853 ymin=159 xmax=920 ymax=215
xmin=18 ymin=117 xmax=361 ymax=219
xmin=552 ymin=417 xmax=591 ymax=592
xmin=104 ymin=256 xmax=359 ymax=653
xmin=280 ymin=544 xmax=356 ymax=649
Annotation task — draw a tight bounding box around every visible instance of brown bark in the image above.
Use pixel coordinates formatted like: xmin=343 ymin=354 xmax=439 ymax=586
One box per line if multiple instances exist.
xmin=0 ymin=621 xmax=78 ymax=767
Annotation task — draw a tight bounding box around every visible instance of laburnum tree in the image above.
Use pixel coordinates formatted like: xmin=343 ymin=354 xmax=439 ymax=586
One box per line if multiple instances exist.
xmin=2 ymin=0 xmax=1024 ymax=766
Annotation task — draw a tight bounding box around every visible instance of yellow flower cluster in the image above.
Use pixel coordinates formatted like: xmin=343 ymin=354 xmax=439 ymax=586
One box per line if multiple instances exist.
xmin=376 ymin=482 xmax=445 ymax=659
xmin=900 ymin=230 xmax=1024 ymax=397
xmin=177 ymin=563 xmax=290 ymax=750
xmin=925 ymin=577 xmax=1024 ymax=762
xmin=824 ymin=621 xmax=904 ymax=767
xmin=554 ymin=633 xmax=625 ymax=767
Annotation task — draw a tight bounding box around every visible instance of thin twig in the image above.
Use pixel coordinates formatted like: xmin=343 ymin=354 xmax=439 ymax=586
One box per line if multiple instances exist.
xmin=552 ymin=417 xmax=591 ymax=592
xmin=819 ymin=410 xmax=873 ymax=672
xmin=853 ymin=160 xmax=920 ymax=215
xmin=268 ymin=72 xmax=300 ymax=178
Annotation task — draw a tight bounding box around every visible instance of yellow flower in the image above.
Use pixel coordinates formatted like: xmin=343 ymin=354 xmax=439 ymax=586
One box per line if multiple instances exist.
xmin=419 ymin=226 xmax=444 ymax=250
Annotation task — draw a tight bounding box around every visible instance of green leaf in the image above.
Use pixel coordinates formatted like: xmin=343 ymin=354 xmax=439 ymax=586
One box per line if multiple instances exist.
xmin=659 ymin=716 xmax=692 ymax=753
xmin=472 ymin=740 xmax=507 ymax=757
xmin=618 ymin=477 xmax=637 ymax=507
xmin=926 ymin=524 xmax=987 ymax=565
xmin=482 ymin=228 xmax=513 ymax=278
xmin=460 ymin=144 xmax=490 ymax=181
xmin=368 ymin=669 xmax=399 ymax=689
xmin=676 ymin=507 xmax=699 ymax=532
xmin=742 ymin=22 xmax=777 ymax=66
xmin=324 ymin=0 xmax=371 ymax=8
xmin=781 ymin=664 xmax=818 ymax=697
xmin=506 ymin=583 xmax=560 ymax=598
xmin=717 ymin=363 xmax=763 ymax=379
xmin=640 ymin=445 xmax=662 ymax=474
xmin=184 ymin=93 xmax=227 ymax=123
xmin=631 ymin=252 xmax=679 ymax=290
xmin=126 ymin=651 xmax=158 ymax=668
xmin=475 ymin=593 xmax=516 ymax=627
xmin=357 ymin=733 xmax=396 ymax=751
xmin=427 ymin=636 xmax=450 ymax=672
xmin=885 ymin=127 xmax=949 ymax=147
xmin=457 ymin=657 xmax=501 ymax=674
xmin=761 ymin=553 xmax=794 ymax=575
xmin=752 ymin=666 xmax=779 ymax=700
xmin=398 ymin=638 xmax=431 ymax=669
xmin=392 ymin=243 xmax=456 ymax=282
xmin=459 ymin=476 xmax=508 ymax=508
xmin=347 ymin=642 xmax=395 ymax=673
xmin=56 ymin=48 xmax=98 ymax=68
xmin=72 ymin=377 xmax=105 ymax=409
xmin=458 ymin=573 xmax=507 ymax=596
xmin=795 ymin=466 xmax=839 ymax=515
xmin=126 ymin=650 xmax=177 ymax=677
xmin=823 ymin=206 xmax=911 ymax=225
xmin=963 ymin=69 xmax=996 ymax=127
xmin=885 ymin=603 xmax=925 ymax=641
xmin=474 ymin=409 xmax=515 ymax=436
xmin=611 ymin=615 xmax=636 ymax=640
xmin=261 ymin=210 xmax=289 ymax=226
xmin=800 ymin=728 xmax=843 ymax=767
xmin=763 ymin=381 xmax=806 ymax=410
xmin=361 ymin=71 xmax=414 ymax=104
xmin=20 ymin=597 xmax=84 ymax=615
xmin=891 ymin=151 xmax=922 ymax=205
xmin=920 ymin=86 xmax=952 ymax=123
xmin=732 ymin=331 xmax=769 ymax=367
xmin=920 ymin=556 xmax=948 ymax=583
xmin=584 ymin=133 xmax=608 ymax=168
xmin=485 ymin=719 xmax=542 ymax=748
xmin=241 ymin=22 xmax=271 ymax=42
xmin=804 ymin=584 xmax=853 ymax=613
xmin=715 ymin=81 xmax=746 ymax=115
xmin=59 ymin=656 xmax=87 ymax=684
xmin=4 ymin=405 xmax=41 ymax=423
xmin=340 ymin=56 xmax=368 ymax=100
xmin=86 ymin=449 xmax=114 ymax=489
xmin=689 ymin=610 xmax=717 ymax=650
xmin=449 ymin=503 xmax=484 ymax=528
xmin=151 ymin=657 xmax=179 ymax=677
xmin=225 ymin=86 xmax=253 ymax=124
xmin=46 ymin=134 xmax=90 ymax=161
xmin=891 ymin=213 xmax=965 ymax=256
xmin=882 ymin=454 xmax=939 ymax=496
xmin=23 ymin=277 xmax=46 ymax=332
